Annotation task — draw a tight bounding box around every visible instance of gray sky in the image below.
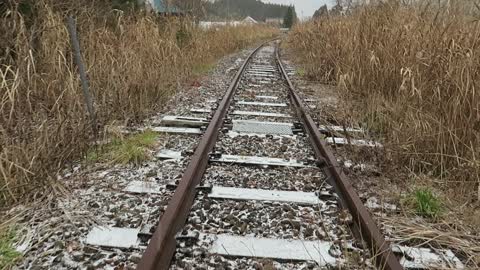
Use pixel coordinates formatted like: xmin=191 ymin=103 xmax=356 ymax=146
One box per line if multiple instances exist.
xmin=263 ymin=0 xmax=333 ymax=19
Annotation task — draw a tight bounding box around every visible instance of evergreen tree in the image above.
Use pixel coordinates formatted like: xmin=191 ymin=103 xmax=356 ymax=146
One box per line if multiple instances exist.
xmin=283 ymin=5 xmax=296 ymax=28
xmin=313 ymin=4 xmax=328 ymax=19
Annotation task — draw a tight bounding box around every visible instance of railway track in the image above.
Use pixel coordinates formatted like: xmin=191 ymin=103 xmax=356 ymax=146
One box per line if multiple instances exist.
xmin=10 ymin=35 xmax=470 ymax=269
xmin=55 ymin=40 xmax=465 ymax=270
xmin=136 ymin=41 xmax=402 ymax=270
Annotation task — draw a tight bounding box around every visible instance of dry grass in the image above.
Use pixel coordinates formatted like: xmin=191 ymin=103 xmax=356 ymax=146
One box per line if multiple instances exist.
xmin=0 ymin=0 xmax=277 ymax=206
xmin=383 ymin=217 xmax=480 ymax=267
xmin=287 ymin=0 xmax=480 ymax=198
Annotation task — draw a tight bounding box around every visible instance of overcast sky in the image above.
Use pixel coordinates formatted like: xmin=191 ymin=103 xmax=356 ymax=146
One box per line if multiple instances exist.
xmin=263 ymin=0 xmax=333 ymax=19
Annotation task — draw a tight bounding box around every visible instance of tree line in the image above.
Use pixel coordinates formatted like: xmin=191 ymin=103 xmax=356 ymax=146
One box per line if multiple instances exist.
xmin=202 ymin=0 xmax=290 ymax=21
xmin=96 ymin=0 xmax=298 ymax=22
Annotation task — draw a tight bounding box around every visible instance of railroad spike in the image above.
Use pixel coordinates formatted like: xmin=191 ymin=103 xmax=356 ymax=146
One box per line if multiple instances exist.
xmin=316 ymin=157 xmax=328 ymax=167
xmin=138 ymin=224 xmax=155 ymax=243
xmin=174 ymin=231 xmax=199 ymax=247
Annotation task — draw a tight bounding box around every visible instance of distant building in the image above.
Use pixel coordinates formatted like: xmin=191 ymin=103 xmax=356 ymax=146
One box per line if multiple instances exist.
xmin=199 ymin=21 xmax=227 ymax=29
xmin=199 ymin=16 xmax=257 ymax=30
xmin=265 ymin=17 xmax=283 ymax=26
xmin=242 ymin=16 xmax=258 ymax=24
xmin=146 ymin=0 xmax=184 ymax=15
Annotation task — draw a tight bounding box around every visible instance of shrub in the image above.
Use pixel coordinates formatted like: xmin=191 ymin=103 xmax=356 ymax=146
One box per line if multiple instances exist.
xmin=410 ymin=188 xmax=442 ymax=218
xmin=0 ymin=227 xmax=21 ymax=269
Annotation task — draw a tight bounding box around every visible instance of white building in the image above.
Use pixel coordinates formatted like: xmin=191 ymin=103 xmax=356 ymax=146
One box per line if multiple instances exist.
xmin=242 ymin=16 xmax=257 ymax=24
xmin=199 ymin=16 xmax=258 ymax=29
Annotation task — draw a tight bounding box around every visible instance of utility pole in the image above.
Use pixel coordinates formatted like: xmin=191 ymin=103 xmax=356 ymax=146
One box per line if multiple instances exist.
xmin=67 ymin=16 xmax=98 ymax=136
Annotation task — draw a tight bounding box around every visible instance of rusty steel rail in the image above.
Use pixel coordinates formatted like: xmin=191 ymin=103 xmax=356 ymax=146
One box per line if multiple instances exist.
xmin=275 ymin=45 xmax=404 ymax=270
xmin=136 ymin=42 xmax=269 ymax=270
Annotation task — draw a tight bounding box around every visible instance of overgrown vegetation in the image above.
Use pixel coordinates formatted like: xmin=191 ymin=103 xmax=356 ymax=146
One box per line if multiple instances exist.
xmin=0 ymin=227 xmax=21 ymax=269
xmin=192 ymin=62 xmax=215 ymax=75
xmin=0 ymin=0 xmax=277 ymax=206
xmin=87 ymin=130 xmax=158 ymax=165
xmin=295 ymin=68 xmax=305 ymax=77
xmin=287 ymin=0 xmax=480 ymax=199
xmin=407 ymin=188 xmax=442 ymax=218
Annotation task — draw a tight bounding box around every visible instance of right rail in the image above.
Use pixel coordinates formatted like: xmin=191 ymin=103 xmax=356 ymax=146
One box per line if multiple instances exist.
xmin=276 ymin=45 xmax=404 ymax=270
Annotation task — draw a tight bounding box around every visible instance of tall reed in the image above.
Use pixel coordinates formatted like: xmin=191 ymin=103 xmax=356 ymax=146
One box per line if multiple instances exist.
xmin=0 ymin=0 xmax=277 ymax=205
xmin=287 ymin=0 xmax=480 ymax=196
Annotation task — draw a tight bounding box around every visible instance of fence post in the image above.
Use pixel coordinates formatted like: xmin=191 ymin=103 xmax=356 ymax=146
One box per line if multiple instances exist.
xmin=67 ymin=16 xmax=98 ymax=136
